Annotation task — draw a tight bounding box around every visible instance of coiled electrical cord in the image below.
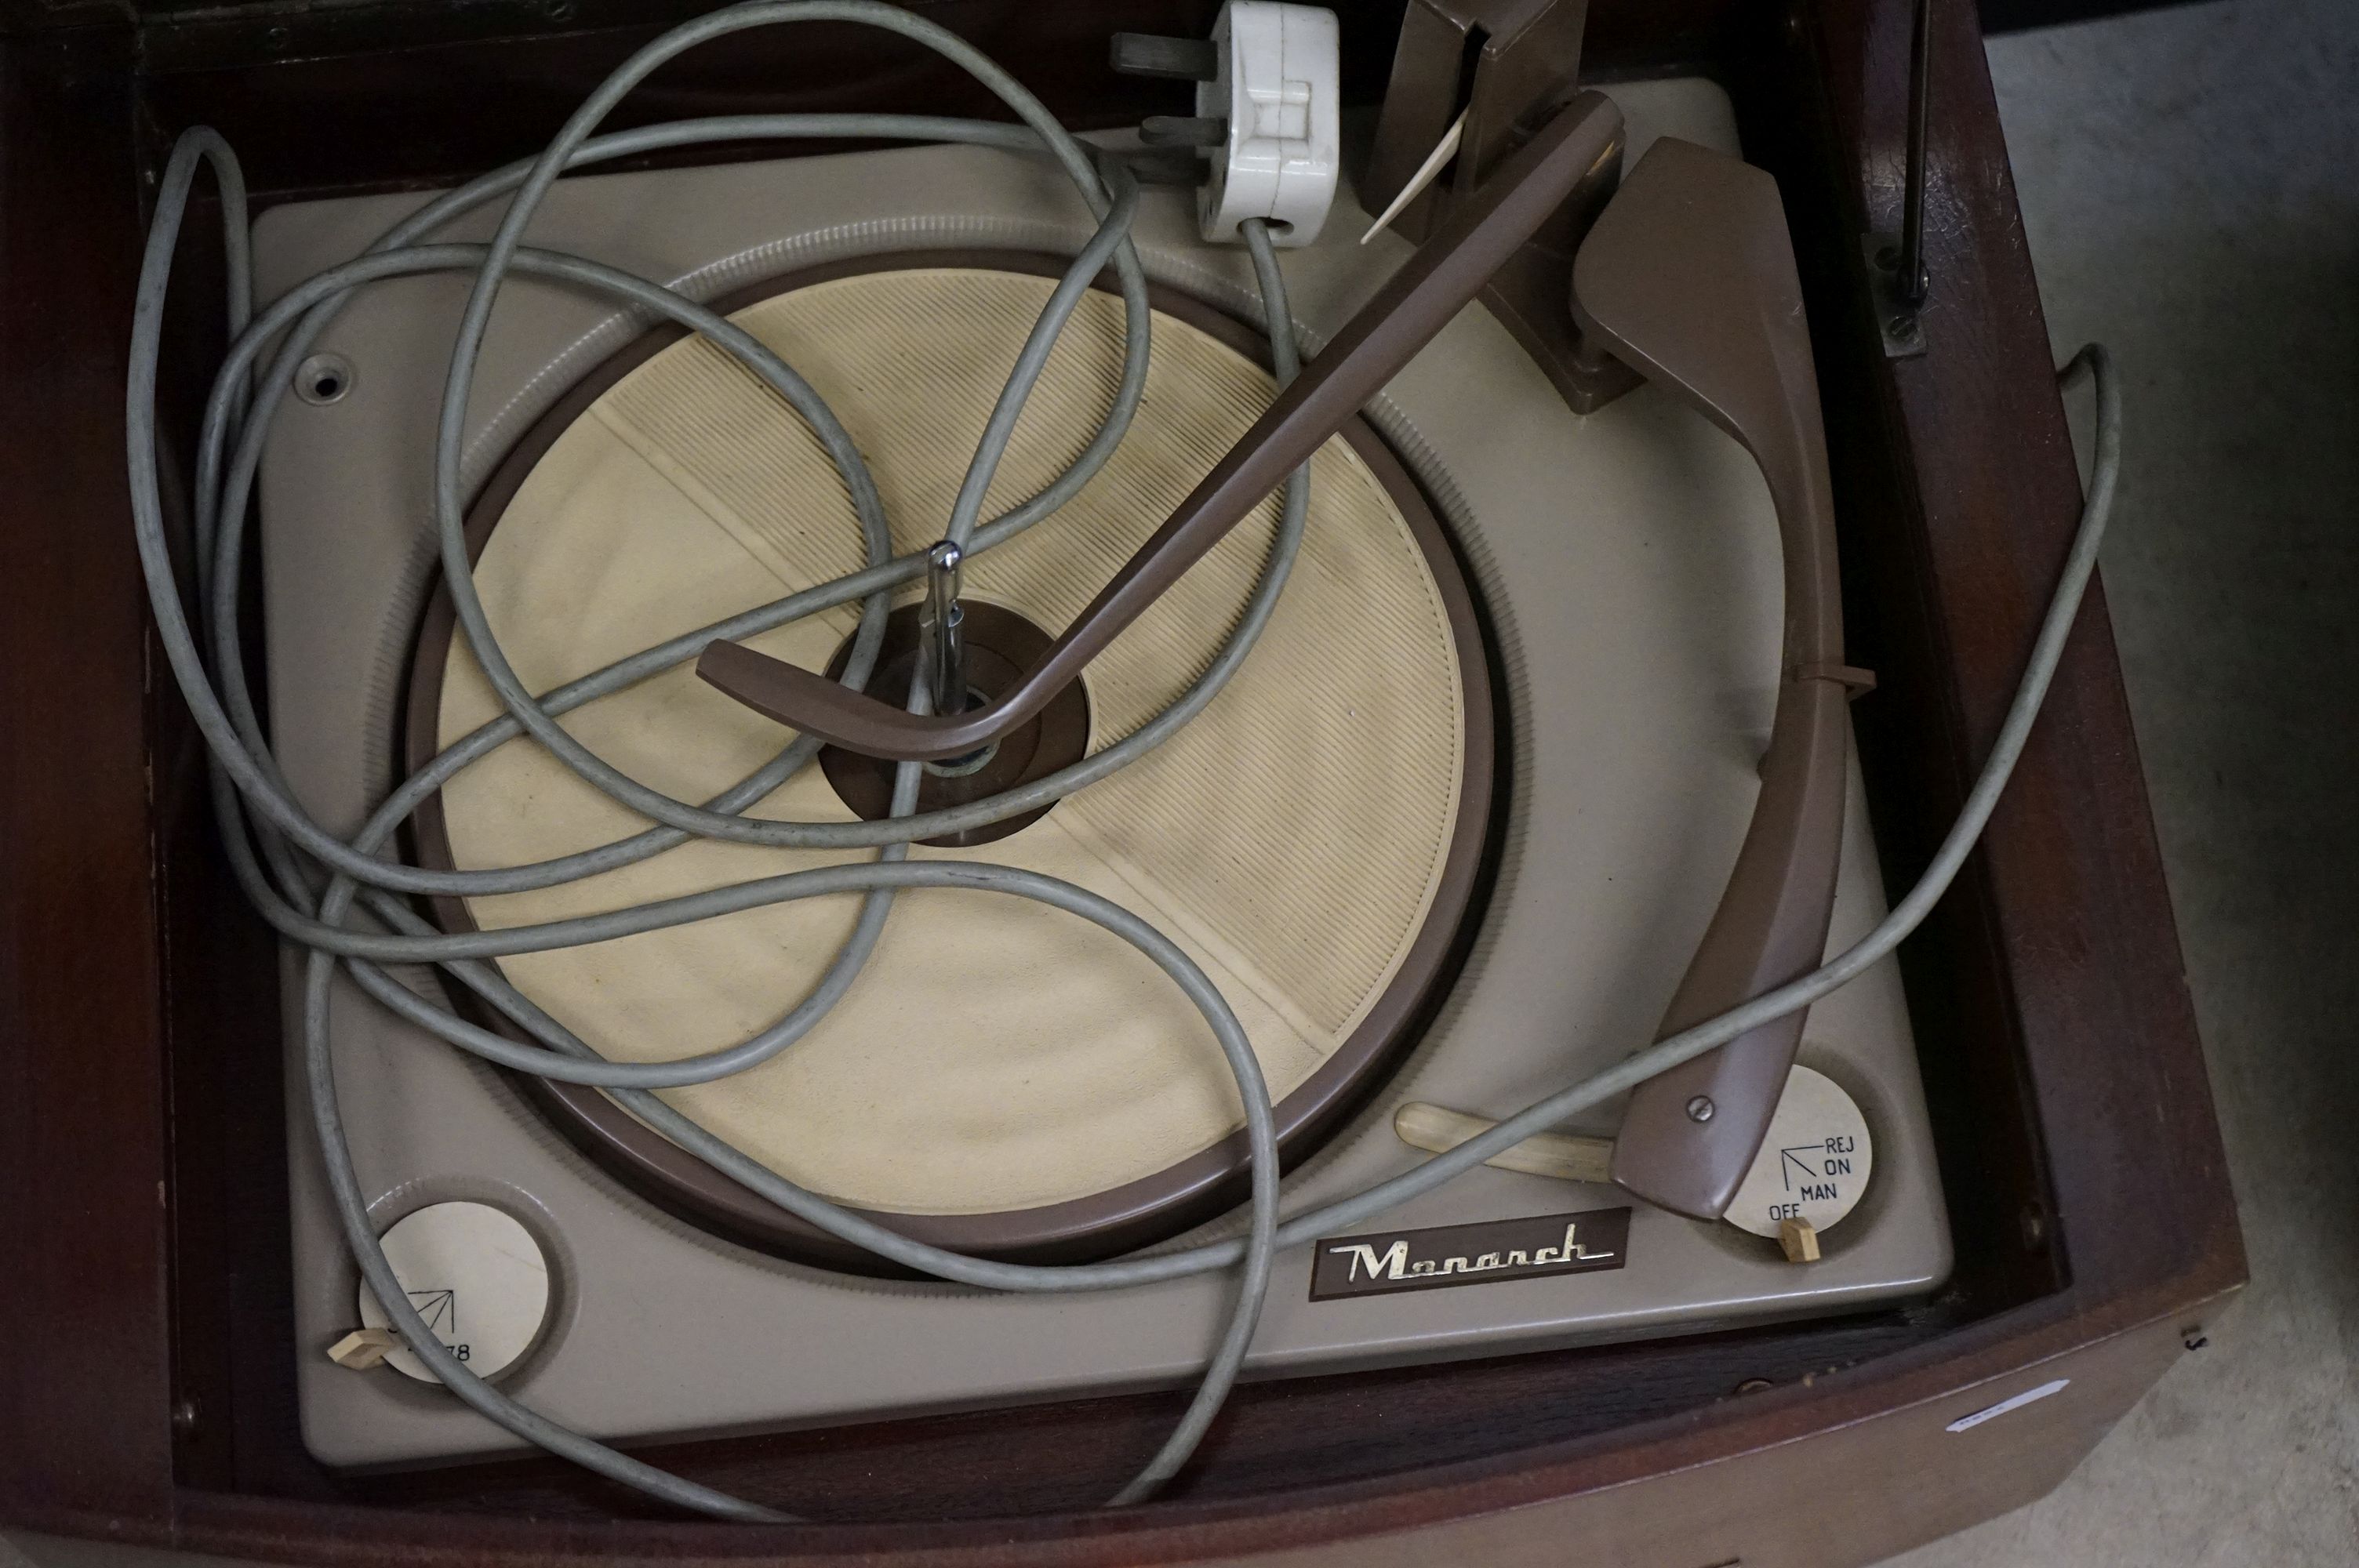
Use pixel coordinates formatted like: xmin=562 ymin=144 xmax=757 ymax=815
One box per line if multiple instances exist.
xmin=126 ymin=0 xmax=2123 ymax=1524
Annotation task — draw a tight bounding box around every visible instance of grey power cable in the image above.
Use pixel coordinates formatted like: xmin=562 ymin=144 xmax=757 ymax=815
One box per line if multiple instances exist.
xmin=125 ymin=0 xmax=2122 ymax=1526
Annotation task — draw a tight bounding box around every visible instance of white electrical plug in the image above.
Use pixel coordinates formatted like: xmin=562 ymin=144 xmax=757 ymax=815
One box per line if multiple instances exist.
xmin=1195 ymin=2 xmax=1339 ymax=248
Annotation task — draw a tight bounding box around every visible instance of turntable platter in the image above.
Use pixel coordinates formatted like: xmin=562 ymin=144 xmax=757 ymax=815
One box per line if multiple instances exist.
xmin=408 ymin=260 xmax=1492 ymax=1262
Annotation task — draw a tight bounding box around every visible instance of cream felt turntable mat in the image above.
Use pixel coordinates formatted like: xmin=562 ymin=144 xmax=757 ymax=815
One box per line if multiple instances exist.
xmin=434 ymin=267 xmax=1467 ymax=1215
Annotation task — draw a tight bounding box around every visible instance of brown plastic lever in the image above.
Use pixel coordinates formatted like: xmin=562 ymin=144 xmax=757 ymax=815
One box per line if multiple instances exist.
xmin=696 ymin=91 xmax=1627 ymax=762
xmin=1572 ymin=139 xmax=1852 ymax=1221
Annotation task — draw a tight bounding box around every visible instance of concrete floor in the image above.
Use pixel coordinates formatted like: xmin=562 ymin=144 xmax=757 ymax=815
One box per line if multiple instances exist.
xmin=8 ymin=3 xmax=2356 ymax=1563
xmin=1886 ymin=0 xmax=2359 ymax=1561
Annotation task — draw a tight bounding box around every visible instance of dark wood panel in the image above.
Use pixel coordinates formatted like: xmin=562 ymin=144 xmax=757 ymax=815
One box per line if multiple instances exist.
xmin=1172 ymin=1315 xmax=2196 ymax=1568
xmin=124 ymin=0 xmax=1745 ymax=205
xmin=130 ymin=1 xmax=1285 ymax=201
xmin=334 ymin=1310 xmax=1954 ymax=1524
xmin=0 ymin=24 xmax=178 ymax=1519
xmin=65 ymin=1312 xmax=2209 ymax=1566
xmin=1808 ymin=0 xmax=2241 ymax=1305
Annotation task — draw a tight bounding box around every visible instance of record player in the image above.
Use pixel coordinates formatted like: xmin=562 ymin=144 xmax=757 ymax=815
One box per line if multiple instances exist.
xmin=253 ymin=63 xmax=1947 ymax=1466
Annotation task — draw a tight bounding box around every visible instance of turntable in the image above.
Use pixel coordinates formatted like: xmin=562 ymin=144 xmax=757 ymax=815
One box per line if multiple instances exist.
xmin=0 ymin=0 xmax=2238 ymax=1559
xmin=222 ymin=25 xmax=1958 ymax=1471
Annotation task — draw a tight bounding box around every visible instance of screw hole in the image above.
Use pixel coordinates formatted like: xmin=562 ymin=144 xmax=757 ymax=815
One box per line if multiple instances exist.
xmin=296 ymin=353 xmax=355 ymax=406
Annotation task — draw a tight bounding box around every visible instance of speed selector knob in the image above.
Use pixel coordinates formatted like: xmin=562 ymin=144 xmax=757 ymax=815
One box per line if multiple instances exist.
xmin=347 ymin=1200 xmax=552 ymax=1384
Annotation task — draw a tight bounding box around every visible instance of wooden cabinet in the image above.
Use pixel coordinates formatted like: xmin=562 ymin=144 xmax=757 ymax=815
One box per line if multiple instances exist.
xmin=0 ymin=1 xmax=2240 ymax=1561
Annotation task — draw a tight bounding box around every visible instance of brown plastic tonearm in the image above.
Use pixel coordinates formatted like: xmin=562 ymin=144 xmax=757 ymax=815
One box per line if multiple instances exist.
xmin=1572 ymin=138 xmax=1853 ymax=1221
xmin=696 ymin=92 xmax=1625 ymax=763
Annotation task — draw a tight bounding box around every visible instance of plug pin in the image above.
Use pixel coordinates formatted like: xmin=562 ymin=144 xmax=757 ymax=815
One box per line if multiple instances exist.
xmin=1110 ymin=32 xmax=1219 ymax=82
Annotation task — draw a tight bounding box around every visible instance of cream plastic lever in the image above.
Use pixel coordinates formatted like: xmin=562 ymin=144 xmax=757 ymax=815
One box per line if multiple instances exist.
xmin=1393 ymin=1102 xmax=1613 ymax=1184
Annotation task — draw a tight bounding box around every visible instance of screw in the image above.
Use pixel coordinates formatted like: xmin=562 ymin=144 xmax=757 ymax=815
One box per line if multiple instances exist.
xmin=1889 ymin=311 xmax=1921 ymax=343
xmin=1685 ymin=1095 xmax=1715 ymax=1123
xmin=171 ymin=1399 xmax=198 ymax=1432
xmin=264 ymin=24 xmax=290 ymax=51
xmin=1875 ymin=244 xmax=1900 ymax=270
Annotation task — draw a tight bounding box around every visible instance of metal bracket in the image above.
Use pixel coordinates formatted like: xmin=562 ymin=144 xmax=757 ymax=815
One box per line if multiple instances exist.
xmin=1866 ymin=0 xmax=1936 ymax=361
xmin=1863 ymin=234 xmax=1928 ymax=359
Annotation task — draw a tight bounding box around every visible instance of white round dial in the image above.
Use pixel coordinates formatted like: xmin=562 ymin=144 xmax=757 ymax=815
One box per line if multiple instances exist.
xmin=1723 ymin=1065 xmax=1874 ymax=1240
xmin=356 ymin=1201 xmax=551 ymax=1384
